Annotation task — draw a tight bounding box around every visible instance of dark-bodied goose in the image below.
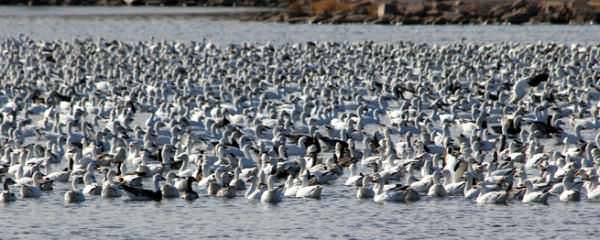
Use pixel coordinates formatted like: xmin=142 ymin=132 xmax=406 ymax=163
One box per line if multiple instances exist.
xmin=1 ymin=177 xmax=17 ymax=202
xmin=121 ymin=173 xmax=165 ymax=201
xmin=180 ymin=176 xmax=199 ymax=201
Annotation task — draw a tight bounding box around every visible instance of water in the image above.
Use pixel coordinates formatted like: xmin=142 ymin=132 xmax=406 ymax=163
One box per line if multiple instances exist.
xmin=4 ymin=181 xmax=600 ymax=239
xmin=0 ymin=7 xmax=598 ymax=44
xmin=1 ymin=7 xmax=600 ymax=240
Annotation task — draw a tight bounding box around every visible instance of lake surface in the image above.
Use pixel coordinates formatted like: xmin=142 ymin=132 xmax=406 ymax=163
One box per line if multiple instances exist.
xmin=1 ymin=7 xmax=600 ymax=240
xmin=0 ymin=7 xmax=598 ymax=44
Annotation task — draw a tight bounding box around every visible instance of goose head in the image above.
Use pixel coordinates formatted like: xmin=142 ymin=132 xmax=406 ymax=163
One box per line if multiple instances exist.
xmin=152 ymin=173 xmax=166 ymax=191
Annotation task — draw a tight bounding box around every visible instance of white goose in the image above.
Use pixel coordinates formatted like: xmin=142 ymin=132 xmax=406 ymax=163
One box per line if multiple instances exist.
xmin=559 ymin=172 xmax=582 ymax=202
xmin=261 ymin=175 xmax=283 ymax=203
xmin=522 ymin=180 xmax=550 ymax=204
xmin=101 ymin=169 xmax=122 ymax=198
xmin=442 ymin=169 xmax=466 ymax=196
xmin=344 ymin=163 xmax=363 ymax=186
xmin=229 ymin=167 xmax=246 ymax=190
xmin=283 ymin=174 xmax=301 ymax=197
xmin=64 ymin=177 xmax=85 ymax=203
xmin=475 ymin=181 xmax=510 ymax=205
xmin=427 ymin=170 xmax=447 ymax=198
xmin=584 ymin=172 xmax=600 ymax=201
xmin=463 ymin=176 xmax=480 ymax=200
xmin=245 ymin=176 xmax=264 ymax=202
xmin=161 ymin=172 xmax=180 ymax=199
xmin=295 ymin=170 xmax=322 ymax=199
xmin=356 ymin=176 xmax=374 ymax=199
xmin=373 ymin=173 xmax=406 ymax=203
xmin=82 ymin=171 xmax=102 ymax=196
xmin=20 ymin=171 xmax=42 ymax=198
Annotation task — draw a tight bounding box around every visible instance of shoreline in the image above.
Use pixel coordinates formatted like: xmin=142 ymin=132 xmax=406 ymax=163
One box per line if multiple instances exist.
xmin=0 ymin=0 xmax=599 ymax=25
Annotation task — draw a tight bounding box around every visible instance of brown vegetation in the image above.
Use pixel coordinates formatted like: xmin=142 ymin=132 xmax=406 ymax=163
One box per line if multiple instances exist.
xmin=3 ymin=0 xmax=600 ymax=24
xmin=281 ymin=0 xmax=600 ymax=24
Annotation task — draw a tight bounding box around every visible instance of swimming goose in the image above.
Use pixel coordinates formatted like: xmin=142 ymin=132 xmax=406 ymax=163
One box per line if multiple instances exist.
xmin=344 ymin=163 xmax=363 ymax=186
xmin=176 ymin=151 xmax=194 ymax=178
xmin=283 ymin=174 xmax=301 ymax=197
xmin=295 ymin=170 xmax=322 ymax=199
xmin=463 ymin=175 xmax=480 ymax=200
xmin=20 ymin=171 xmax=43 ymax=198
xmin=161 ymin=172 xmax=180 ymax=199
xmin=64 ymin=177 xmax=85 ymax=203
xmin=180 ymin=176 xmax=199 ymax=201
xmin=82 ymin=171 xmax=102 ymax=196
xmin=229 ymin=167 xmax=246 ymax=190
xmin=308 ymin=156 xmax=341 ymax=185
xmin=121 ymin=173 xmax=165 ymax=201
xmin=409 ymin=173 xmax=434 ymax=193
xmin=261 ymin=175 xmax=283 ymax=203
xmin=101 ymin=169 xmax=122 ymax=198
xmin=522 ymin=180 xmax=550 ymax=204
xmin=117 ymin=161 xmax=143 ymax=187
xmin=356 ymin=175 xmax=374 ymax=199
xmin=582 ymin=171 xmax=600 ymax=201
xmin=216 ymin=184 xmax=236 ymax=198
xmin=46 ymin=166 xmax=71 ymax=183
xmin=373 ymin=173 xmax=416 ymax=203
xmin=442 ymin=169 xmax=466 ymax=196
xmin=558 ymin=170 xmax=582 ymax=202
xmin=1 ymin=177 xmax=17 ymax=202
xmin=427 ymin=170 xmax=447 ymax=198
xmin=245 ymin=176 xmax=265 ymax=201
xmin=476 ymin=179 xmax=511 ymax=205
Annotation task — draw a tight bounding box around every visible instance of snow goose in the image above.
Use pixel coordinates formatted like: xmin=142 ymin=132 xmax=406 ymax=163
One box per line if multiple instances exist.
xmin=356 ymin=175 xmax=374 ymax=199
xmin=373 ymin=173 xmax=415 ymax=203
xmin=101 ymin=169 xmax=122 ymax=198
xmin=522 ymin=180 xmax=550 ymax=204
xmin=583 ymin=171 xmax=600 ymax=201
xmin=295 ymin=170 xmax=322 ymax=199
xmin=64 ymin=177 xmax=85 ymax=203
xmin=442 ymin=169 xmax=466 ymax=196
xmin=117 ymin=161 xmax=142 ymax=187
xmin=463 ymin=175 xmax=480 ymax=200
xmin=228 ymin=167 xmax=246 ymax=190
xmin=161 ymin=172 xmax=180 ymax=199
xmin=476 ymin=179 xmax=511 ymax=205
xmin=82 ymin=170 xmax=101 ymax=196
xmin=344 ymin=163 xmax=363 ymax=186
xmin=283 ymin=174 xmax=301 ymax=197
xmin=261 ymin=175 xmax=283 ymax=203
xmin=559 ymin=170 xmax=582 ymax=202
xmin=427 ymin=170 xmax=447 ymax=198
xmin=20 ymin=171 xmax=43 ymax=198
xmin=510 ymin=72 xmax=549 ymax=103
xmin=245 ymin=176 xmax=265 ymax=201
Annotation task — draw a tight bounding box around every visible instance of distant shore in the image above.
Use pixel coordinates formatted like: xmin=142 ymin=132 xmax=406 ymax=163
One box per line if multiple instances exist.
xmin=0 ymin=6 xmax=279 ymax=20
xmin=3 ymin=0 xmax=599 ymax=24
